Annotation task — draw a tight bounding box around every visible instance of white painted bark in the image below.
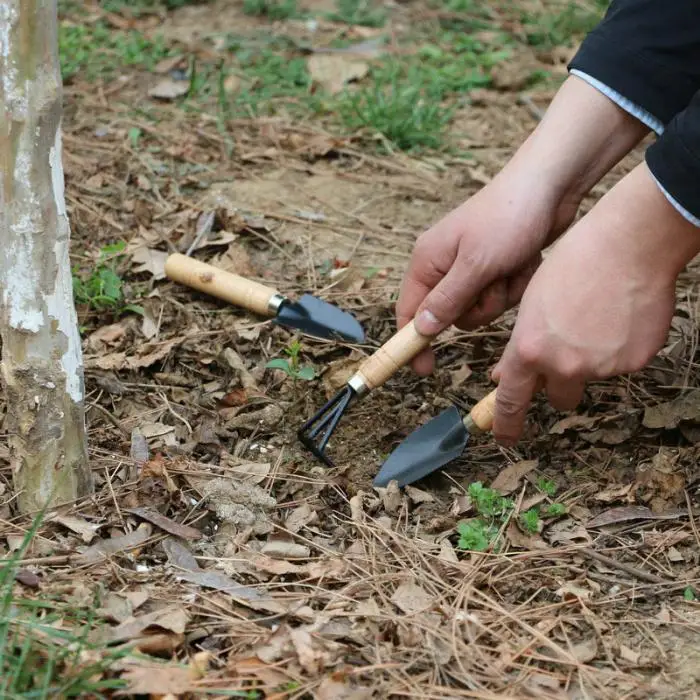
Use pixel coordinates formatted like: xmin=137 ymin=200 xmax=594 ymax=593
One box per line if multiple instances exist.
xmin=0 ymin=0 xmax=92 ymax=512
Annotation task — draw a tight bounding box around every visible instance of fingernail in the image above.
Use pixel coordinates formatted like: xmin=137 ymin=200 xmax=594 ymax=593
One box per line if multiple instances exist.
xmin=416 ymin=309 xmax=441 ymax=335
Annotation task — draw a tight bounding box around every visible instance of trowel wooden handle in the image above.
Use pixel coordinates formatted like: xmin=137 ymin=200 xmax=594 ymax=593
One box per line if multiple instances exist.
xmin=356 ymin=320 xmax=434 ymax=390
xmin=466 ymin=388 xmax=497 ymax=432
xmin=164 ymin=253 xmax=279 ymax=317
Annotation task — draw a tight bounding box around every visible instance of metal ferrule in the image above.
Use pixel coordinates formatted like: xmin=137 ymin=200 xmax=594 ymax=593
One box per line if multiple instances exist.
xmin=347 ymin=373 xmax=369 ymax=397
xmin=462 ymin=413 xmax=485 ymax=436
xmin=267 ymin=293 xmax=287 ymax=315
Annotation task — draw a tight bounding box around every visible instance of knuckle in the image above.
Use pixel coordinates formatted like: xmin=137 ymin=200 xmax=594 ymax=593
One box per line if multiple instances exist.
xmin=495 ymin=392 xmax=523 ymax=418
xmin=514 ymin=336 xmax=543 ymax=367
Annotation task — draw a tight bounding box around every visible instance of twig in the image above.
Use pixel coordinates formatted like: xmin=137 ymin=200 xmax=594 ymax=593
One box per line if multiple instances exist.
xmin=580 ymin=547 xmax=670 ymax=585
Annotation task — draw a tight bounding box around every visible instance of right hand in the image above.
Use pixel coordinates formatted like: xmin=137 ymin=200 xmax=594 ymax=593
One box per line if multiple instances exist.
xmin=397 ymin=170 xmax=581 ymax=375
xmin=396 ymin=74 xmax=651 ymax=376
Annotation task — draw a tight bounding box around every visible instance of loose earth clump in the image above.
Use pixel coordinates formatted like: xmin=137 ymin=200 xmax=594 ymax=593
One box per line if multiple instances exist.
xmin=1 ymin=0 xmax=700 ymax=698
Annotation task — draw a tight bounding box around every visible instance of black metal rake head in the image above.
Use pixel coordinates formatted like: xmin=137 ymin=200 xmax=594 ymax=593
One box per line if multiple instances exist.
xmin=297 ymin=385 xmax=357 ymax=466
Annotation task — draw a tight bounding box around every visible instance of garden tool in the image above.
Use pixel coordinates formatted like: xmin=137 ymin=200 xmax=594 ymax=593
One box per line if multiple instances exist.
xmin=373 ymin=388 xmax=497 ymax=488
xmin=164 ymin=253 xmax=364 ymax=344
xmin=298 ymin=319 xmax=439 ymax=465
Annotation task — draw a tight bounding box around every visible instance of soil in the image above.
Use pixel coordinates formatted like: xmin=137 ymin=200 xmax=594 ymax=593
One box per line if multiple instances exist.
xmin=2 ymin=1 xmax=700 ymax=698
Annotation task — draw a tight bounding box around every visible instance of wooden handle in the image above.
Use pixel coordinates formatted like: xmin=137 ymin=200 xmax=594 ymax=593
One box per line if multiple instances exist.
xmin=467 ymin=387 xmax=497 ymax=432
xmin=356 ymin=320 xmax=434 ymax=390
xmin=164 ymin=253 xmax=278 ymax=317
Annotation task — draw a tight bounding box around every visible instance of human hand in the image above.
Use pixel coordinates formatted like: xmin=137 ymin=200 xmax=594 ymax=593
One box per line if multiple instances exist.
xmin=491 ymin=162 xmax=700 ymax=445
xmin=397 ymin=75 xmax=650 ymax=375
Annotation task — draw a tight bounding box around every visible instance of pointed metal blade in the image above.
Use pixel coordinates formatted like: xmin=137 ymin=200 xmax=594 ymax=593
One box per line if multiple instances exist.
xmin=373 ymin=406 xmax=469 ymax=488
xmin=274 ymin=294 xmax=364 ymax=343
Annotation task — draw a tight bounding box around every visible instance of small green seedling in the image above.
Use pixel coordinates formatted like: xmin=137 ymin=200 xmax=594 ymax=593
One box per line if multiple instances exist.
xmin=457 ymin=519 xmax=499 ymax=553
xmin=519 ymin=508 xmax=541 ymax=534
xmin=684 ymin=587 xmax=696 ymax=602
xmin=72 ymin=241 xmax=143 ymax=316
xmin=266 ymin=339 xmax=316 ymax=382
xmin=537 ymin=477 xmax=557 ymax=497
xmin=456 ymin=482 xmax=515 ymax=552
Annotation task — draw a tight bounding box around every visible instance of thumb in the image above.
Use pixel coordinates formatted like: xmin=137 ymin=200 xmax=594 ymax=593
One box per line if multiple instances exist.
xmin=413 ymin=252 xmax=492 ymax=336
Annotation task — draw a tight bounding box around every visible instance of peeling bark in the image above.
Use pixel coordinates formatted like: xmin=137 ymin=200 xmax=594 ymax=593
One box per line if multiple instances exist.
xmin=0 ymin=0 xmax=92 ymax=512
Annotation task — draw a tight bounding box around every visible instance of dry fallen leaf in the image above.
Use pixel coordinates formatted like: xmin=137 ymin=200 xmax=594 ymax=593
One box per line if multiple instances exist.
xmin=162 ymin=536 xmax=200 ymax=571
xmin=307 ymin=54 xmax=368 ymax=94
xmin=643 ymin=389 xmax=700 ymax=429
xmin=99 ymin=593 xmax=134 ymax=624
xmin=285 ymin=503 xmax=317 ymax=532
xmin=105 ymin=606 xmax=189 ymax=644
xmin=129 ymin=244 xmax=169 ymax=280
xmin=506 ymin=522 xmax=549 ymax=550
xmin=569 ymin=636 xmax=598 ymax=663
xmin=75 ymin=523 xmax=153 ymax=565
xmin=120 ymin=664 xmax=193 ymax=694
xmin=125 ymin=507 xmax=201 ymax=540
xmin=594 ymin=484 xmax=634 ymax=504
xmin=391 ymin=580 xmax=433 ymax=615
xmin=586 ymin=505 xmax=686 ymax=529
xmin=49 ymin=513 xmax=101 ymax=544
xmin=261 ymin=540 xmax=311 ymax=559
xmin=379 ymin=480 xmax=403 ymax=515
xmin=490 ymin=460 xmax=538 ymax=495
xmin=148 ymin=77 xmax=190 ymax=100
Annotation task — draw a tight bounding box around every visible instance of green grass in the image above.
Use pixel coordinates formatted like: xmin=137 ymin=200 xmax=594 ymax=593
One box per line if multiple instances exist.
xmin=520 ymin=1 xmax=608 ymax=48
xmin=243 ymin=0 xmax=299 ymax=20
xmin=59 ymin=21 xmax=172 ymax=81
xmin=328 ymin=0 xmax=386 ymax=27
xmin=0 ymin=515 xmax=129 ymax=698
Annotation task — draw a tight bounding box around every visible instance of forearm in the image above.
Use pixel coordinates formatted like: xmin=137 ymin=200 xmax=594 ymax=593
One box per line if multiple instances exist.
xmin=498 ymin=75 xmax=649 ymax=208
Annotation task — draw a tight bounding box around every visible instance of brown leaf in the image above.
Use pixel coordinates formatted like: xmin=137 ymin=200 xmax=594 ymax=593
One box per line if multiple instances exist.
xmin=619 ymin=644 xmax=641 ymax=664
xmin=75 ymin=523 xmax=152 ymax=565
xmin=643 ymin=389 xmax=700 ymax=429
xmin=124 ymin=507 xmax=202 ymax=540
xmin=405 ymin=486 xmax=435 ymax=504
xmin=593 ymin=484 xmax=634 ymax=504
xmin=506 ymin=522 xmax=549 ymax=550
xmin=490 ymin=460 xmax=538 ymax=495
xmin=99 ymin=593 xmax=134 ymax=624
xmin=261 ymin=540 xmax=310 ymax=559
xmin=549 ymin=415 xmax=599 ymax=434
xmin=120 ymin=664 xmax=193 ymax=694
xmin=249 ymin=553 xmax=304 ymax=576
xmin=129 ymin=244 xmax=169 ymax=279
xmin=379 ymin=480 xmax=403 ymax=515
xmin=569 ymin=636 xmax=598 ymax=663
xmin=86 ymin=338 xmax=180 ymax=371
xmin=106 ymin=607 xmax=189 ymax=643
xmin=15 ymin=569 xmax=41 ymax=588
xmin=586 ymin=505 xmax=686 ymax=529
xmin=285 ymin=503 xmax=317 ymax=532
xmin=49 ymin=513 xmax=101 ymax=544
xmin=162 ymin=537 xmax=200 ymax=571
xmin=148 ymin=78 xmax=189 ymax=100
xmin=391 ymin=580 xmax=433 ymax=615
xmin=307 ymin=54 xmax=368 ymax=94
xmin=175 ymin=568 xmax=286 ymax=614
xmin=290 ymin=626 xmax=335 ymax=675
xmin=223 ymin=348 xmax=258 ymax=390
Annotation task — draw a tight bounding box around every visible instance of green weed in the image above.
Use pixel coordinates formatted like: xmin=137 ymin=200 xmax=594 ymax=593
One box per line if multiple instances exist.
xmin=72 ymin=242 xmax=143 ymax=316
xmin=328 ymin=0 xmax=386 ymax=27
xmin=521 ymin=2 xmax=607 ymax=49
xmin=0 ymin=513 xmax=128 ymax=697
xmin=684 ymin=587 xmax=696 ymax=602
xmin=59 ymin=21 xmax=171 ymax=81
xmin=519 ymin=508 xmax=541 ymax=534
xmin=537 ymin=477 xmax=557 ymax=497
xmin=243 ymin=0 xmax=299 ymax=20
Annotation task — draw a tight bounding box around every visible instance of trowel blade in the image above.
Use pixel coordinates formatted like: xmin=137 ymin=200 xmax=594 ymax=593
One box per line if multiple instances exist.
xmin=373 ymin=406 xmax=469 ymax=488
xmin=274 ymin=294 xmax=365 ymax=343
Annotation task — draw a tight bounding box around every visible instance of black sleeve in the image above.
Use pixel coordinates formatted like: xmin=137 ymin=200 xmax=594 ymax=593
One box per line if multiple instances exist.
xmin=568 ymin=0 xmax=700 ymax=126
xmin=568 ymin=0 xmax=700 ymax=222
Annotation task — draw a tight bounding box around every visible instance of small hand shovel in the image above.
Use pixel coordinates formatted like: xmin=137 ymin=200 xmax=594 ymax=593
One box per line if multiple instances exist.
xmin=165 ymin=253 xmax=365 ymax=344
xmin=373 ymin=389 xmax=497 ymax=488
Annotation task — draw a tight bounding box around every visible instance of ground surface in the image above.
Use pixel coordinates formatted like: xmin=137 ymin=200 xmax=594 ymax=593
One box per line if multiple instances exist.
xmin=2 ymin=0 xmax=700 ymax=698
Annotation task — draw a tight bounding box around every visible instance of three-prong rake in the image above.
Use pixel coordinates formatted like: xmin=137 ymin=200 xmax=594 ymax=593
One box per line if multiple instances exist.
xmin=298 ymin=320 xmax=435 ymax=465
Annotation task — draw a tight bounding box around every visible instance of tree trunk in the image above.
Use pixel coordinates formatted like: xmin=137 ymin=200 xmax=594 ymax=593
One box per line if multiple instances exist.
xmin=0 ymin=0 xmax=92 ymax=512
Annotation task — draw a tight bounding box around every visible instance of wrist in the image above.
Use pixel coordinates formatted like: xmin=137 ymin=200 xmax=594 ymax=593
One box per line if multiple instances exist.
xmin=503 ymin=74 xmax=650 ymax=206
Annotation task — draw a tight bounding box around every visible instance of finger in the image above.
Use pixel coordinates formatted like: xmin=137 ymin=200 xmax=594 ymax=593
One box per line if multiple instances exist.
xmin=396 ymin=228 xmax=460 ymax=330
xmin=455 ymin=279 xmax=509 ymax=330
xmin=410 ymin=347 xmax=435 ymax=376
xmin=506 ymin=255 xmax=540 ymax=308
xmin=491 ymin=348 xmax=538 ymax=446
xmin=414 ymin=247 xmax=493 ymax=336
xmin=544 ymin=377 xmax=585 ymax=412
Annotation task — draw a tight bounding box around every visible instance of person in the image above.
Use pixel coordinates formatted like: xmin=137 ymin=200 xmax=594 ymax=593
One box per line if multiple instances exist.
xmin=396 ymin=0 xmax=700 ymax=447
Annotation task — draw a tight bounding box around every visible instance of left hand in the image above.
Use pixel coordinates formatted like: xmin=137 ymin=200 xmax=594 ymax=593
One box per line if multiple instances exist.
xmin=491 ymin=162 xmax=700 ymax=446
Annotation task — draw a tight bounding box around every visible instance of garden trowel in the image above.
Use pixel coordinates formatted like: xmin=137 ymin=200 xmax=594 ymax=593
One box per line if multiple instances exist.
xmin=373 ymin=387 xmax=497 ymax=488
xmin=165 ymin=253 xmax=364 ymax=343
